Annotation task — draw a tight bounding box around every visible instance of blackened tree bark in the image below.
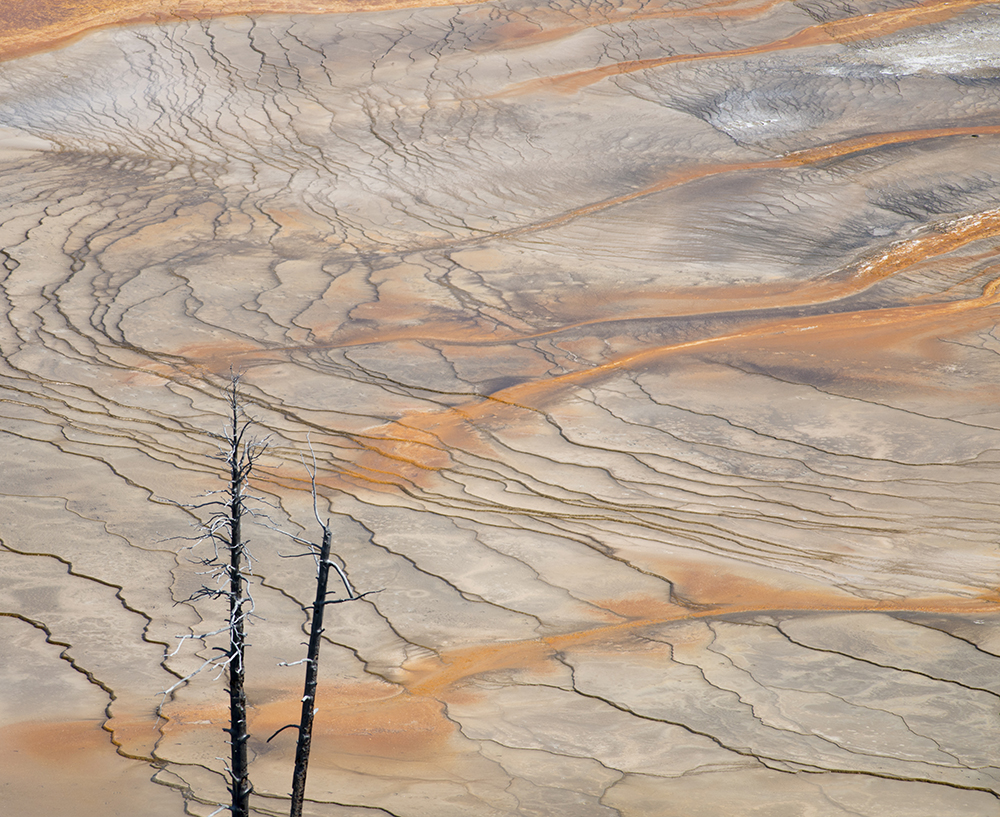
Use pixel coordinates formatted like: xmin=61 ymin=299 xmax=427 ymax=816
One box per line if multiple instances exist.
xmin=277 ymin=465 xmax=360 ymax=817
xmin=289 ymin=523 xmax=332 ymax=817
xmin=192 ymin=411 xmax=364 ymax=817
xmin=223 ymin=376 xmax=255 ymax=817
xmin=169 ymin=375 xmax=264 ymax=817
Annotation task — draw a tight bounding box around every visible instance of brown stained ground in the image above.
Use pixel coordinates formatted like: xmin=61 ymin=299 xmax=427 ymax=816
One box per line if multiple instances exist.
xmin=493 ymin=0 xmax=998 ymax=97
xmin=5 ymin=0 xmax=1000 ymax=814
xmin=0 ymin=723 xmax=178 ymax=817
xmin=0 ymin=0 xmax=984 ymax=63
xmin=337 ymin=279 xmax=1000 ymax=492
xmin=0 ymin=0 xmax=474 ymax=61
xmin=404 ymin=588 xmax=1000 ymax=699
xmin=151 ymin=126 xmax=1000 ymax=378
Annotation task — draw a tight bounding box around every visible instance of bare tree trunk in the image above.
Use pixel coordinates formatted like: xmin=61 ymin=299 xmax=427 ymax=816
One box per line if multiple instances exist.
xmin=165 ymin=374 xmax=268 ymax=817
xmin=289 ymin=524 xmax=332 ymax=817
xmin=228 ymin=458 xmax=251 ymax=817
xmin=224 ymin=378 xmax=253 ymax=817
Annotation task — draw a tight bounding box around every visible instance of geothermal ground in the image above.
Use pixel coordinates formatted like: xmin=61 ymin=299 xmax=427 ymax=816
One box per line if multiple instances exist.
xmin=2 ymin=0 xmax=1000 ymax=815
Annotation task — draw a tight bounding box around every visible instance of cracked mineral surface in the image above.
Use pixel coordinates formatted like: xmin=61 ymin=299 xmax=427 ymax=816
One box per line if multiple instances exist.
xmin=2 ymin=0 xmax=1000 ymax=815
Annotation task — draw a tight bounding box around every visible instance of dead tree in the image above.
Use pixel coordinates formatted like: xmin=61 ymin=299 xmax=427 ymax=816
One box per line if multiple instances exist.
xmin=165 ymin=374 xmax=266 ymax=817
xmin=218 ymin=376 xmax=260 ymax=817
xmin=292 ymin=512 xmax=364 ymax=817
xmin=267 ymin=454 xmax=362 ymax=817
xmin=290 ymin=520 xmax=334 ymax=817
xmin=166 ymin=378 xmax=365 ymax=817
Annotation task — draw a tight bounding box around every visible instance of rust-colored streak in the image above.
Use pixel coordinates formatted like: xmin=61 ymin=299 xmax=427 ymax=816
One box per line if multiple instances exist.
xmin=343 ymin=256 xmax=1000 ymax=491
xmin=162 ymin=683 xmax=452 ymax=757
xmin=0 ymin=0 xmax=898 ymax=63
xmin=496 ymin=0 xmax=990 ymax=96
xmin=252 ymin=682 xmax=452 ymax=757
xmin=248 ymin=126 xmax=987 ymax=272
xmin=1 ymin=0 xmax=983 ymax=67
xmin=481 ymin=128 xmax=1000 ymax=248
xmin=1 ymin=718 xmax=117 ymax=765
xmin=818 ymin=0 xmax=985 ymax=41
xmin=6 ymin=681 xmax=454 ymax=792
xmin=845 ymin=210 xmax=1000 ymax=287
xmin=14 ymin=586 xmax=997 ymax=774
xmin=495 ymin=28 xmax=831 ymax=97
xmin=319 ymin=180 xmax=1000 ymax=347
xmin=170 ymin=197 xmax=1000 ymax=496
xmin=0 ymin=719 xmax=177 ymax=816
xmin=405 ymin=564 xmax=1000 ymax=698
xmin=0 ymin=0 xmax=473 ymax=61
xmin=141 ymin=125 xmax=1000 ymax=390
xmin=481 ymin=160 xmax=1000 ymax=330
xmin=160 ymin=129 xmax=1000 ymax=384
xmin=781 ymin=127 xmax=1000 ymax=165
xmin=468 ymin=0 xmax=787 ymax=53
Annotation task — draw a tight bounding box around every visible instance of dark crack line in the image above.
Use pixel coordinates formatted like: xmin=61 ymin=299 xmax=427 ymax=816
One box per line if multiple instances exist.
xmin=773 ymin=619 xmax=1000 ymax=700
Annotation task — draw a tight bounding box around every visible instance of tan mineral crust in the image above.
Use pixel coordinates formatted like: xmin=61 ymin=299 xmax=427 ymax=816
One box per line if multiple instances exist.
xmin=2 ymin=0 xmax=1000 ymax=814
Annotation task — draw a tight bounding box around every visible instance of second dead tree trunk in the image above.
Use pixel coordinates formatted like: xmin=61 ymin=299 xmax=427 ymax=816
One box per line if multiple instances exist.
xmin=289 ymin=523 xmax=332 ymax=817
xmin=269 ymin=493 xmax=362 ymax=817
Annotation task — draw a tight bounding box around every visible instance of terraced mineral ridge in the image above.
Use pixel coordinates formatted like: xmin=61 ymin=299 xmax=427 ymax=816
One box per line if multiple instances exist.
xmin=2 ymin=0 xmax=1000 ymax=815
